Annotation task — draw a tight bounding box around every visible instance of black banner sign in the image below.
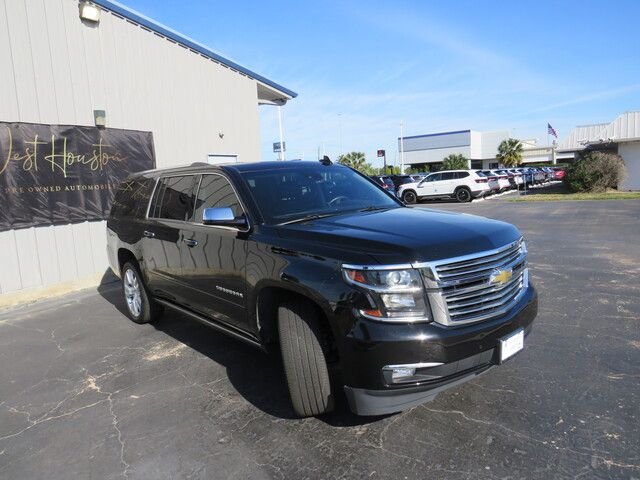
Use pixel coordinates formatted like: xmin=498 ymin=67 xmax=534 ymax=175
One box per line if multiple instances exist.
xmin=0 ymin=122 xmax=155 ymax=231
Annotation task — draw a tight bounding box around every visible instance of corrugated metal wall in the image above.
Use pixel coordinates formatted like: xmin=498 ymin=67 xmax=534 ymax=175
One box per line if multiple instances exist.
xmin=0 ymin=0 xmax=263 ymax=295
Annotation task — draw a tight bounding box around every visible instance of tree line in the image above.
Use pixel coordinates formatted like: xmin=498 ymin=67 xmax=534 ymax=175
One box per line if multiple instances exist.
xmin=337 ymin=139 xmax=526 ymax=175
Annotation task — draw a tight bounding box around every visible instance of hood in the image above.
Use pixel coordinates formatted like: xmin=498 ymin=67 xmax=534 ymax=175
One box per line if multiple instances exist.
xmin=398 ymin=181 xmax=419 ymax=192
xmin=276 ymin=207 xmax=521 ymax=265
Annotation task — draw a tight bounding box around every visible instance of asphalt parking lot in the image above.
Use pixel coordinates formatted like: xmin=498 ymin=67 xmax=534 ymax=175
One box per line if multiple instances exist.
xmin=1 ymin=198 xmax=639 ymax=480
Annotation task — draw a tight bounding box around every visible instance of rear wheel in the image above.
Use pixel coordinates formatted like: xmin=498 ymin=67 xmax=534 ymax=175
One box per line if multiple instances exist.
xmin=121 ymin=262 xmax=163 ymax=324
xmin=278 ymin=300 xmax=334 ymax=417
xmin=402 ymin=190 xmax=417 ymax=204
xmin=455 ymin=187 xmax=472 ymax=203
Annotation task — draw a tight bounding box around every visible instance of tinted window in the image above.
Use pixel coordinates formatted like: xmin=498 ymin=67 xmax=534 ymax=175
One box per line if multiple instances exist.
xmin=441 ymin=172 xmax=456 ymax=180
xmin=239 ymin=165 xmax=398 ymax=224
xmin=152 ymin=175 xmax=196 ymax=221
xmin=193 ymin=174 xmax=243 ymax=222
xmin=111 ymin=177 xmax=155 ymax=218
xmin=427 ymin=173 xmax=442 ymax=182
xmin=382 ymin=178 xmax=395 ymax=188
xmin=458 ymin=172 xmax=469 ymax=178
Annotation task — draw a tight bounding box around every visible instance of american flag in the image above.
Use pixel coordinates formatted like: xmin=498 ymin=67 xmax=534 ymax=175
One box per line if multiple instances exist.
xmin=547 ymin=123 xmax=558 ymax=138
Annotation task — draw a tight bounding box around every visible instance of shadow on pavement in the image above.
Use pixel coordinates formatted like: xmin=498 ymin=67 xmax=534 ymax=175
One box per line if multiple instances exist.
xmin=97 ymin=282 xmax=382 ymax=427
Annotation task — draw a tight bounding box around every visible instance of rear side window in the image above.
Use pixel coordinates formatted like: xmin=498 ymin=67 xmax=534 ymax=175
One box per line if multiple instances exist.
xmin=193 ymin=174 xmax=244 ymax=222
xmin=111 ymin=177 xmax=155 ymax=218
xmin=441 ymin=172 xmax=456 ymax=180
xmin=457 ymin=172 xmax=469 ymax=179
xmin=151 ymin=175 xmax=196 ymax=221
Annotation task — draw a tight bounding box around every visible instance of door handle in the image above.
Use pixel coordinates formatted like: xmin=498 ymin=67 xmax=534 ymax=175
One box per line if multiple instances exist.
xmin=183 ymin=238 xmax=198 ymax=248
xmin=143 ymin=230 xmax=155 ymax=238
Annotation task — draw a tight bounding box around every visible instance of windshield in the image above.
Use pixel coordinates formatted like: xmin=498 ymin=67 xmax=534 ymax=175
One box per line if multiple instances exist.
xmin=239 ymin=164 xmax=401 ymax=224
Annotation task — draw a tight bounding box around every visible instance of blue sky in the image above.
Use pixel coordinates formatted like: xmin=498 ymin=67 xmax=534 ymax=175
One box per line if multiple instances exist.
xmin=123 ymin=0 xmax=640 ymax=167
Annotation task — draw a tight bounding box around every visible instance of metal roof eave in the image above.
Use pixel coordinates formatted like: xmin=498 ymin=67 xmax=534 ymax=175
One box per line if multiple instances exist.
xmin=91 ymin=0 xmax=297 ymax=99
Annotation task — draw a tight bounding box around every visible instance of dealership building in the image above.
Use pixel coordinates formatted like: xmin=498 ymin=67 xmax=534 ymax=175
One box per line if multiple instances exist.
xmin=399 ymin=129 xmax=555 ymax=171
xmin=557 ymin=111 xmax=640 ymax=190
xmin=0 ymin=0 xmax=295 ymax=302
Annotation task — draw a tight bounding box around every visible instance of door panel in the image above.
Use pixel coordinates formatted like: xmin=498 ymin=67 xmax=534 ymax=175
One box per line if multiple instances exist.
xmin=418 ymin=173 xmax=441 ymax=196
xmin=143 ymin=175 xmax=197 ymax=301
xmin=179 ymin=174 xmax=249 ymax=330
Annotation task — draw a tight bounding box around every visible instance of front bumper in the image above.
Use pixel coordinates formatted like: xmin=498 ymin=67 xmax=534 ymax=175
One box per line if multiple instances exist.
xmin=339 ymin=284 xmax=537 ymax=416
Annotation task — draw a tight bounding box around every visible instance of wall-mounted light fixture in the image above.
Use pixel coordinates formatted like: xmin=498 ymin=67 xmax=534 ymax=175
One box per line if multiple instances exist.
xmin=79 ymin=1 xmax=101 ymax=23
xmin=94 ymin=109 xmax=106 ymax=128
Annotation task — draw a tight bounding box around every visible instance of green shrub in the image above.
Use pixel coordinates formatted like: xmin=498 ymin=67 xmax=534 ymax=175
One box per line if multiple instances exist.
xmin=441 ymin=154 xmax=469 ymax=170
xmin=564 ymin=151 xmax=626 ymax=192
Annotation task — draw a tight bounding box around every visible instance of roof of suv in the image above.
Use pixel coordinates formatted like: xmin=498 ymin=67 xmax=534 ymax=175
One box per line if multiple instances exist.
xmin=134 ymin=160 xmax=348 ymax=178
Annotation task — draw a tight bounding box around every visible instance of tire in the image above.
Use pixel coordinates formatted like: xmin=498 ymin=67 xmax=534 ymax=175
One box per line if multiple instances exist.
xmin=402 ymin=190 xmax=417 ymax=204
xmin=121 ymin=262 xmax=163 ymax=324
xmin=278 ymin=300 xmax=334 ymax=417
xmin=455 ymin=187 xmax=472 ymax=203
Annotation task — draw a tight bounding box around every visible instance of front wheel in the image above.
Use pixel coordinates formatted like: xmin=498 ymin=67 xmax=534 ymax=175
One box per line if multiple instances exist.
xmin=402 ymin=190 xmax=417 ymax=204
xmin=455 ymin=187 xmax=472 ymax=203
xmin=121 ymin=262 xmax=163 ymax=324
xmin=278 ymin=301 xmax=334 ymax=417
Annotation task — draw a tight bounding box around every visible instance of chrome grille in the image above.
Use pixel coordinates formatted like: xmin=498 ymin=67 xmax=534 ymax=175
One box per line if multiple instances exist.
xmin=422 ymin=239 xmax=528 ymax=326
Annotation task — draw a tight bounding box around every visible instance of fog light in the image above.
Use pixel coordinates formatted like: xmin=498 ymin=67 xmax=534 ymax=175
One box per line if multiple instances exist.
xmin=391 ymin=366 xmax=415 ymax=381
xmin=383 ymin=362 xmax=444 ymax=384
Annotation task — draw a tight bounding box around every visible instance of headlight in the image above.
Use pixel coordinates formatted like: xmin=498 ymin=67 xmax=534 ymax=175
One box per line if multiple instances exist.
xmin=343 ymin=267 xmax=431 ymax=322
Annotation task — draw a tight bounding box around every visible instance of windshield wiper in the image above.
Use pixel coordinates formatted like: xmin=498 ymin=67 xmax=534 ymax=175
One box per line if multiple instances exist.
xmin=277 ymin=212 xmax=341 ymax=226
xmin=359 ymin=205 xmax=394 ymax=212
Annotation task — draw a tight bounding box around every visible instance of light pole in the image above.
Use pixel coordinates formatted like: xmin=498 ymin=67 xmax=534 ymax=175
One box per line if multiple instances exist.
xmin=338 ymin=113 xmax=343 ymax=158
xmin=399 ymin=121 xmax=405 ymax=174
xmin=277 ymin=105 xmax=285 ymax=161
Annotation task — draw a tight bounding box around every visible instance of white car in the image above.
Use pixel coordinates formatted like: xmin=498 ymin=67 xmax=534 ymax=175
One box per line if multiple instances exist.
xmin=482 ymin=170 xmax=511 ymax=192
xmin=397 ymin=170 xmax=491 ymax=203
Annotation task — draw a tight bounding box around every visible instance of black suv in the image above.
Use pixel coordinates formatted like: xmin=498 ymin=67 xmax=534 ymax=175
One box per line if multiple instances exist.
xmin=107 ymin=161 xmax=537 ymax=417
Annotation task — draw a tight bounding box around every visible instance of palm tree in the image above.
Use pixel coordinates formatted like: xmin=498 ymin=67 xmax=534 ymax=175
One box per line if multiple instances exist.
xmin=441 ymin=154 xmax=469 ymax=170
xmin=496 ymin=139 xmax=524 ymax=167
xmin=337 ymin=152 xmax=367 ymax=172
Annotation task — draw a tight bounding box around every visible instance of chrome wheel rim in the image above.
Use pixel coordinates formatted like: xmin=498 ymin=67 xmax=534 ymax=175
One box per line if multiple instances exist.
xmin=124 ymin=268 xmax=142 ymax=317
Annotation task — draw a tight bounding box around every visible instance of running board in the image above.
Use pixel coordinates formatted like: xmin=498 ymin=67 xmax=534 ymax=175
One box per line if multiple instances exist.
xmin=155 ymin=298 xmax=263 ymax=350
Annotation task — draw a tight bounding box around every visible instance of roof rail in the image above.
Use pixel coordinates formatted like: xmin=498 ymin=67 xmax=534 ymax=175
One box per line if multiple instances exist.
xmin=191 ymin=162 xmax=210 ymax=167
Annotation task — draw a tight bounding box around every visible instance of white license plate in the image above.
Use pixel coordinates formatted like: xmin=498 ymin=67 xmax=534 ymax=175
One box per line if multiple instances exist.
xmin=499 ymin=328 xmax=524 ymax=362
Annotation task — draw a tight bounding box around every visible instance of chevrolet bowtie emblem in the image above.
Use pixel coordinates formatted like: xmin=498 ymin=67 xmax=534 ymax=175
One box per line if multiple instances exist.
xmin=490 ymin=268 xmax=513 ymax=285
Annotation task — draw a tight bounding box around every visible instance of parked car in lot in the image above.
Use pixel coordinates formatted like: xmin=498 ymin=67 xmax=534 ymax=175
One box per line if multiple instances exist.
xmin=494 ymin=169 xmax=518 ymax=190
xmin=475 ymin=170 xmax=500 ymax=193
xmin=551 ymin=167 xmax=566 ymax=180
xmin=481 ymin=170 xmax=511 ymax=192
xmin=515 ymin=168 xmax=535 ymax=186
xmin=389 ymin=174 xmax=428 ymax=193
xmin=369 ymin=175 xmax=396 ymax=196
xmin=107 ymin=160 xmax=537 ymax=417
xmin=505 ymin=169 xmax=525 ymax=188
xmin=398 ymin=170 xmax=491 ymax=203
xmin=388 ymin=174 xmax=416 ymax=192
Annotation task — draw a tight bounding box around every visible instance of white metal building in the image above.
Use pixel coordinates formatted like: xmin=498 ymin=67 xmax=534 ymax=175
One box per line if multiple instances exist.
xmin=558 ymin=112 xmax=640 ymax=190
xmin=0 ymin=0 xmax=296 ymax=302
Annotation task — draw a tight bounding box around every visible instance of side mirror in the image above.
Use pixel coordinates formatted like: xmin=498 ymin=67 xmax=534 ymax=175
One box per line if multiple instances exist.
xmin=202 ymin=207 xmax=247 ymax=228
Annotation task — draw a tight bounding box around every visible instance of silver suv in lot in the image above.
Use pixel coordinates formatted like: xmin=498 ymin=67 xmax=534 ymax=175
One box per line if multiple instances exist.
xmin=398 ymin=170 xmax=491 ymax=203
